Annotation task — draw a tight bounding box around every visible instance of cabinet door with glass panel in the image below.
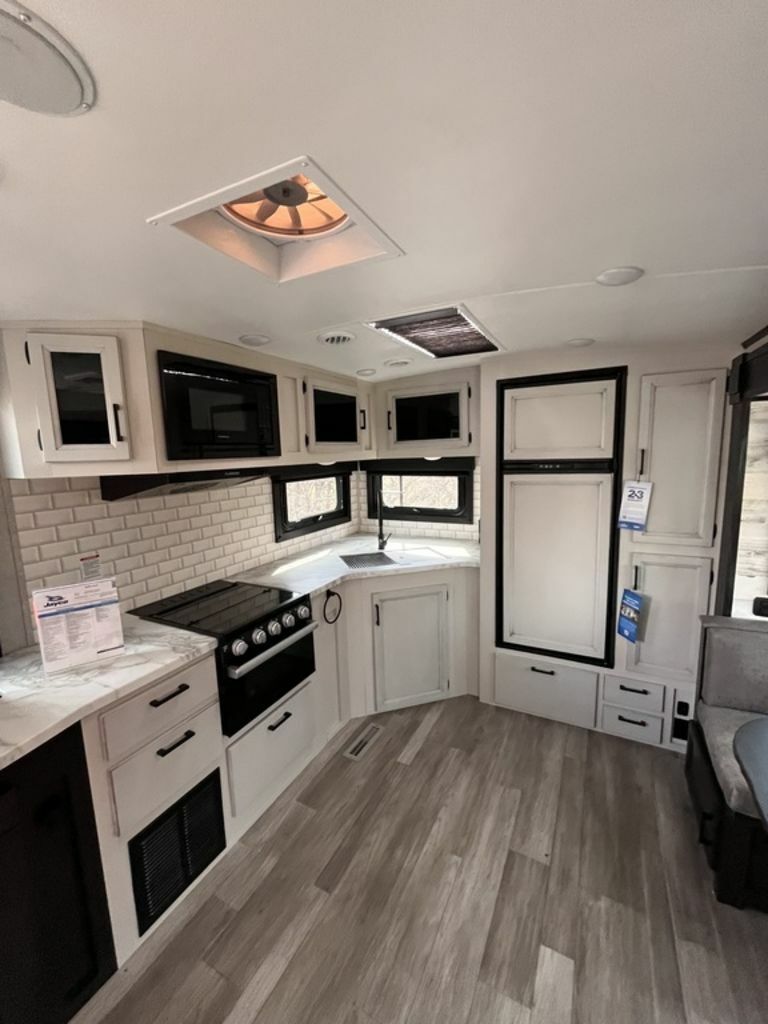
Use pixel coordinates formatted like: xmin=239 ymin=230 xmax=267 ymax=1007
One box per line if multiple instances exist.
xmin=385 ymin=383 xmax=470 ymax=450
xmin=26 ymin=333 xmax=130 ymax=462
xmin=304 ymin=377 xmax=368 ymax=453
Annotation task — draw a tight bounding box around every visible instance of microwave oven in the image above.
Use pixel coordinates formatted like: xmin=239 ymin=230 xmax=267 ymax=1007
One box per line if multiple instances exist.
xmin=158 ymin=351 xmax=281 ymax=460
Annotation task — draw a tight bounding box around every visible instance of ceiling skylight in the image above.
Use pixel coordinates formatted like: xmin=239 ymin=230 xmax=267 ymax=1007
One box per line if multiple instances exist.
xmin=369 ymin=306 xmax=498 ymax=358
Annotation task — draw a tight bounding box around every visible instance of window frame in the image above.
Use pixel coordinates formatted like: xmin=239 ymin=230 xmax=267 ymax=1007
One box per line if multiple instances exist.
xmin=271 ymin=462 xmax=354 ymax=542
xmin=365 ymin=457 xmax=475 ymax=524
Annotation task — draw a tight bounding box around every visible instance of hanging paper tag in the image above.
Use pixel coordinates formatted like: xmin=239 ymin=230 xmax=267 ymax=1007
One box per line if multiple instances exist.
xmin=618 ymin=481 xmax=653 ymax=531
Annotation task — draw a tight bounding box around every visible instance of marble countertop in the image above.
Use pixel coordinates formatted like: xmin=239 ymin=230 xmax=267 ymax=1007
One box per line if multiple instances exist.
xmin=236 ymin=533 xmax=480 ymax=596
xmin=0 ymin=616 xmax=216 ymax=772
xmin=0 ymin=533 xmax=478 ymax=774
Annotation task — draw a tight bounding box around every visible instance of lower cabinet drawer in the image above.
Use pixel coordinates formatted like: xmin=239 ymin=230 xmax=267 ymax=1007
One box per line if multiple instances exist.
xmin=494 ymin=653 xmax=598 ymax=729
xmin=603 ymin=676 xmax=665 ymax=714
xmin=601 ymin=704 xmax=663 ymax=745
xmin=227 ymin=685 xmax=315 ymax=817
xmin=110 ymin=704 xmax=221 ymax=836
xmin=100 ymin=657 xmax=218 ymax=763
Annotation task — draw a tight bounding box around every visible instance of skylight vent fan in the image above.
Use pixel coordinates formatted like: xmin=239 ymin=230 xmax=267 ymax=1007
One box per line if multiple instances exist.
xmin=369 ymin=307 xmax=498 ymax=358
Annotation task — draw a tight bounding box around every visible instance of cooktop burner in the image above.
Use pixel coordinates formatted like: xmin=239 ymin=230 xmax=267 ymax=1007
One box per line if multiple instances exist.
xmin=130 ymin=579 xmax=299 ymax=637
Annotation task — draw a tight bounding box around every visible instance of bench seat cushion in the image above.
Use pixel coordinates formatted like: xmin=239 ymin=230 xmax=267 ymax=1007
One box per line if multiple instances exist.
xmin=698 ymin=703 xmax=767 ymax=818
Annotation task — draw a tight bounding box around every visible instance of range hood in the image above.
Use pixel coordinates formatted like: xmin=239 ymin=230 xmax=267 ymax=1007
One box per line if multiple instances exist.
xmin=100 ymin=468 xmax=266 ymax=502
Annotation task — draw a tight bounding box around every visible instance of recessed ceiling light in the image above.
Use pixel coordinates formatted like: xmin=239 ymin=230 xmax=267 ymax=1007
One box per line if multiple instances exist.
xmin=595 ymin=266 xmax=645 ymax=287
xmin=567 ymin=337 xmax=596 ymax=347
xmin=238 ymin=333 xmax=271 ymax=347
xmin=356 ymin=368 xmax=376 ymax=377
xmin=0 ymin=1 xmax=96 ymax=115
xmin=384 ymin=357 xmax=412 ymax=368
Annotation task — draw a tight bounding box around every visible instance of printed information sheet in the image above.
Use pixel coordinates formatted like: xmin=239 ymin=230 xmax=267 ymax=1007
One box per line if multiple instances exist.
xmin=32 ymin=578 xmax=124 ymax=674
xmin=618 ymin=480 xmax=653 ymax=531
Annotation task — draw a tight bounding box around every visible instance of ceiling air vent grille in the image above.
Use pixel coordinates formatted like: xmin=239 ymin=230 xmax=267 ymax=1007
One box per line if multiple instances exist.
xmin=318 ymin=330 xmax=355 ymax=346
xmin=369 ymin=306 xmax=498 ymax=359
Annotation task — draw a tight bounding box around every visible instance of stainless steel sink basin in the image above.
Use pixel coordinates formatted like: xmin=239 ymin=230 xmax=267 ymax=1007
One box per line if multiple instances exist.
xmin=340 ymin=552 xmax=396 ymax=569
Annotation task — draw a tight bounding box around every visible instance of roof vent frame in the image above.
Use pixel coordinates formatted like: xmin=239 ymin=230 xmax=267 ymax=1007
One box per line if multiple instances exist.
xmin=147 ymin=156 xmax=402 ymax=285
xmin=368 ymin=304 xmax=501 ymax=359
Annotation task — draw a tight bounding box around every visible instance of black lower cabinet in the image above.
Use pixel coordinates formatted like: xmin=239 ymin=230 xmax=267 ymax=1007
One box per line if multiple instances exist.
xmin=0 ymin=724 xmax=116 ymax=1024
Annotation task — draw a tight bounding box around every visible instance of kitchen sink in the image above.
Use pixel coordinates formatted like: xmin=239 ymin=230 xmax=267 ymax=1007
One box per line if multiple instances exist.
xmin=340 ymin=552 xmax=396 ymax=569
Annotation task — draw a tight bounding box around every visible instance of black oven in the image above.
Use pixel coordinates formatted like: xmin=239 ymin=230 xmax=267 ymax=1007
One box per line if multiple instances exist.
xmin=158 ymin=351 xmax=281 ymax=460
xmin=218 ymin=622 xmax=317 ymax=737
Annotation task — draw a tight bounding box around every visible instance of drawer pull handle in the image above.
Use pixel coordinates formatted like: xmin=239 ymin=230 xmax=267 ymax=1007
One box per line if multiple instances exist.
xmin=698 ymin=811 xmax=715 ymax=846
xmin=156 ymin=730 xmax=196 ymax=757
xmin=268 ymin=711 xmax=293 ymax=732
xmin=617 ymin=714 xmax=646 ymax=728
xmin=149 ymin=683 xmax=190 ymax=708
xmin=619 ymin=684 xmax=650 ymax=696
xmin=530 ymin=667 xmax=555 ymax=676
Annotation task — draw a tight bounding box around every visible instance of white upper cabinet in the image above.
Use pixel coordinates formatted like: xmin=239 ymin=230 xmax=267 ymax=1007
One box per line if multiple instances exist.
xmin=27 ymin=333 xmax=130 ymax=462
xmin=626 ymin=552 xmax=712 ymax=682
xmin=500 ymin=473 xmax=613 ymax=661
xmin=303 ymin=376 xmax=369 ymax=454
xmin=633 ymin=369 xmax=726 ymax=547
xmin=503 ymin=379 xmax=616 ymax=461
xmin=384 ymin=382 xmax=471 ymax=450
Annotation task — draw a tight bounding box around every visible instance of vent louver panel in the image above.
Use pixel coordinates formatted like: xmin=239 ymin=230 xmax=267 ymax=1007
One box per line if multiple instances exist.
xmin=129 ymin=770 xmax=225 ymax=935
xmin=369 ymin=307 xmax=497 ymax=358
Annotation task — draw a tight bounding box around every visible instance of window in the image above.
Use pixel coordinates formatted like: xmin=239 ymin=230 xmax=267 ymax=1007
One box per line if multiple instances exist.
xmin=272 ymin=464 xmax=353 ymax=541
xmin=366 ymin=458 xmax=474 ymax=523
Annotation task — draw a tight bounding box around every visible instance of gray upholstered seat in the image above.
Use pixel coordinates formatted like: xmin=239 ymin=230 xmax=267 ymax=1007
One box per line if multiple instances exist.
xmin=698 ymin=702 xmax=767 ymax=818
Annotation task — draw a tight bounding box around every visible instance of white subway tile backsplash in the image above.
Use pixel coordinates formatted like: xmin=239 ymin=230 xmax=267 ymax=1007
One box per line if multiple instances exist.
xmin=11 ymin=466 xmax=449 ymax=615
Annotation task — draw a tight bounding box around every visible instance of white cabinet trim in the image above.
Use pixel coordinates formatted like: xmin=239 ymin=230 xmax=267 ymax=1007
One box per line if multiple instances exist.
xmin=633 ymin=368 xmax=726 ymax=547
xmin=384 ymin=382 xmax=471 ymax=450
xmin=503 ymin=379 xmax=616 ymax=460
xmin=27 ymin=333 xmax=130 ymax=462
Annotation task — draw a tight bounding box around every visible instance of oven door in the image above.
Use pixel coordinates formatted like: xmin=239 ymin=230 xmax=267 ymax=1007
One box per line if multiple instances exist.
xmin=158 ymin=351 xmax=281 ymax=460
xmin=219 ymin=624 xmax=317 ymax=737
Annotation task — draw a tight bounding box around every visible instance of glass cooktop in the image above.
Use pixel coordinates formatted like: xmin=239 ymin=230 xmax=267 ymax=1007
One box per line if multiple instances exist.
xmin=130 ymin=579 xmax=299 ymax=637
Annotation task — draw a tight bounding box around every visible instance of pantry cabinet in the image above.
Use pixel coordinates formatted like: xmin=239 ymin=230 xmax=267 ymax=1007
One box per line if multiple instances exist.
xmin=626 ymin=552 xmax=712 ymax=683
xmin=633 ymin=369 xmax=726 ymax=546
xmin=373 ymin=583 xmax=450 ymax=711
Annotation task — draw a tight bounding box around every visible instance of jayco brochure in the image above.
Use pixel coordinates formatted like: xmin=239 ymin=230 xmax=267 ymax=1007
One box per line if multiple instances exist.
xmin=618 ymin=588 xmax=644 ymax=644
xmin=32 ymin=578 xmax=124 ymax=675
xmin=618 ymin=480 xmax=653 ymax=531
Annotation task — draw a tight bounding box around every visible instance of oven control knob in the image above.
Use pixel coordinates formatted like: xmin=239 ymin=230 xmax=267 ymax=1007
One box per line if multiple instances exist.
xmin=251 ymin=627 xmax=268 ymax=646
xmin=281 ymin=612 xmax=296 ymax=629
xmin=267 ymin=619 xmax=282 ymax=637
xmin=296 ymin=604 xmax=311 ymax=620
xmin=231 ymin=638 xmax=248 ymax=657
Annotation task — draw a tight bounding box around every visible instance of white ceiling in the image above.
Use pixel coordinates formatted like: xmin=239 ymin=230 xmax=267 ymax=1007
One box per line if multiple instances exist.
xmin=2 ymin=0 xmax=767 ymax=379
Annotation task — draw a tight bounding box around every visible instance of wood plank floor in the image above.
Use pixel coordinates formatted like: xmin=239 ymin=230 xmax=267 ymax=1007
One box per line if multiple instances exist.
xmin=75 ymin=697 xmax=768 ymax=1024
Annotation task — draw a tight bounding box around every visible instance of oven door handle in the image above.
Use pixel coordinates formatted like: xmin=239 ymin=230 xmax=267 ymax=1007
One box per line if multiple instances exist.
xmin=226 ymin=621 xmax=318 ymax=680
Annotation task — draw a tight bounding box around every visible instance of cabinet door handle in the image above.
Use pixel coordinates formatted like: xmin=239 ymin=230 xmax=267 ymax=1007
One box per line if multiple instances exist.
xmin=156 ymin=729 xmax=195 ymax=757
xmin=375 ymin=604 xmax=381 ymax=626
xmin=149 ymin=682 xmax=190 ymax=708
xmin=617 ymin=714 xmax=647 ymax=728
xmin=698 ymin=811 xmax=715 ymax=846
xmin=638 ymin=447 xmax=646 ymax=476
xmin=267 ymin=711 xmax=292 ymax=732
xmin=632 ymin=565 xmax=640 ymax=590
xmin=113 ymin=403 xmax=125 ymax=442
xmin=360 ymin=409 xmax=367 ymax=431
xmin=619 ymin=683 xmax=650 ymax=696
xmin=530 ymin=666 xmax=555 ymax=676
xmin=387 ymin=410 xmax=392 ymax=431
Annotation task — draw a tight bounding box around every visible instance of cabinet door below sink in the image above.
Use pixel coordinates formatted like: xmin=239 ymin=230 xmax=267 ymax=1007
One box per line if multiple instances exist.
xmin=373 ymin=584 xmax=449 ymax=711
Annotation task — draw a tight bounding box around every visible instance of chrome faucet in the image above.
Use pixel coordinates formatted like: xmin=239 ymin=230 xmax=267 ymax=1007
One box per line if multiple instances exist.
xmin=377 ymin=481 xmax=391 ymax=551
